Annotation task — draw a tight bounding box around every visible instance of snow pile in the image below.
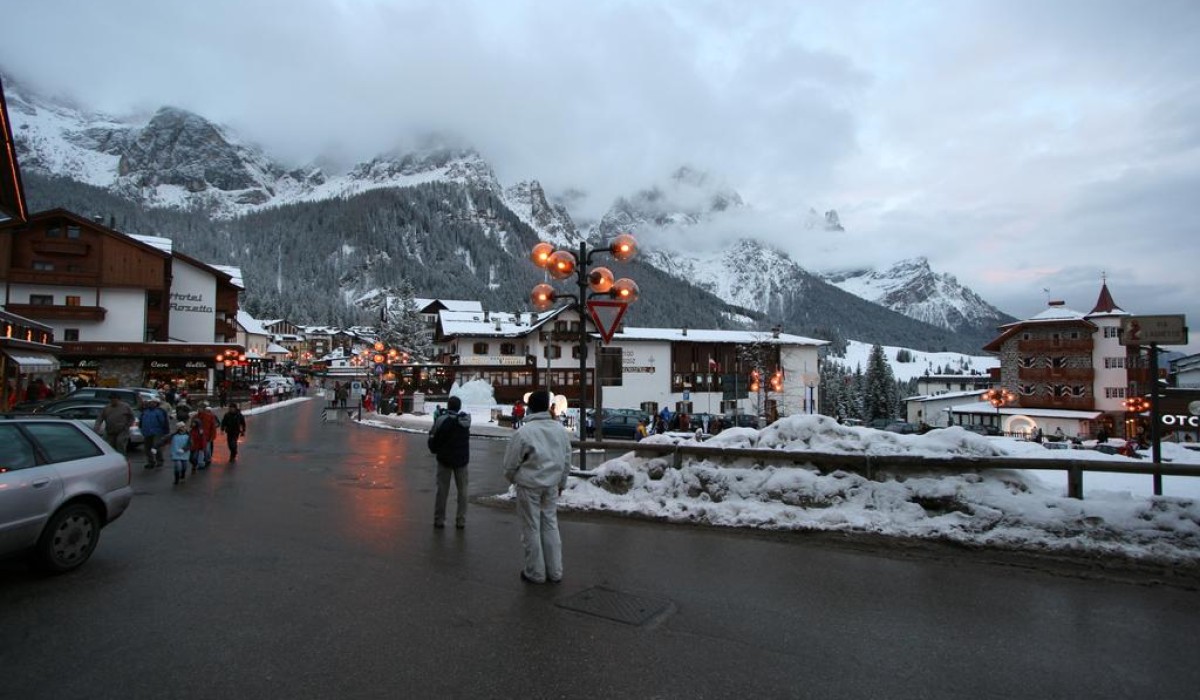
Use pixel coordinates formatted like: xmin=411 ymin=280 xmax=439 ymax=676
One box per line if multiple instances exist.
xmin=564 ymin=415 xmax=1200 ymax=564
xmin=699 ymin=414 xmax=1006 ymax=458
xmin=449 ymin=378 xmax=497 ymax=408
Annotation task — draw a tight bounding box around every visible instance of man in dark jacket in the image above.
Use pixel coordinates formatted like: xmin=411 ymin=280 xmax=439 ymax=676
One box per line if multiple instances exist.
xmin=140 ymin=398 xmax=171 ymax=469
xmin=428 ymin=396 xmax=471 ymax=529
xmin=220 ymin=403 xmax=247 ymax=462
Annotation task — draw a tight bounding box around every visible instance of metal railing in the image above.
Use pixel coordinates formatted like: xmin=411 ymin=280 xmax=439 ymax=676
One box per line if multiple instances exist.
xmin=571 ymin=439 xmax=1200 ymax=500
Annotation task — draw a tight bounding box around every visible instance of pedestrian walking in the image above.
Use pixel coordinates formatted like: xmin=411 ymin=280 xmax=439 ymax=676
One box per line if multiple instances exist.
xmin=140 ymin=398 xmax=171 ymax=469
xmin=93 ymin=395 xmax=135 ymax=454
xmin=427 ymin=395 xmax=472 ymax=529
xmin=502 ymin=390 xmax=573 ymax=584
xmin=220 ymin=403 xmax=247 ymax=463
xmin=193 ymin=403 xmax=219 ymax=467
xmin=511 ymin=400 xmax=525 ymax=429
xmin=187 ymin=420 xmax=206 ymax=471
xmin=170 ymin=422 xmax=191 ymax=485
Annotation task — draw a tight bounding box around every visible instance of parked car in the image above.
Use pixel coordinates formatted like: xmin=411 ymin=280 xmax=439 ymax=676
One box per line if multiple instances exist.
xmin=0 ymin=416 xmax=134 ymax=572
xmin=599 ymin=414 xmax=648 ymax=440
xmin=962 ymin=424 xmax=1002 ymax=437
xmin=17 ymin=387 xmax=162 ymax=413
xmin=41 ymin=401 xmax=145 ymax=449
xmin=884 ymin=421 xmax=919 ymax=434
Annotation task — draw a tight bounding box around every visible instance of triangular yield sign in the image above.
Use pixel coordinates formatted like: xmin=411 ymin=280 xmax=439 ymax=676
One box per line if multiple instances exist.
xmin=586 ymin=299 xmax=628 ymax=344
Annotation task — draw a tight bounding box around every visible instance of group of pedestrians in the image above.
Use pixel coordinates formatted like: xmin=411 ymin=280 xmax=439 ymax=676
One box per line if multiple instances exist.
xmin=428 ymin=390 xmax=573 ymax=585
xmin=92 ymin=394 xmax=246 ymax=486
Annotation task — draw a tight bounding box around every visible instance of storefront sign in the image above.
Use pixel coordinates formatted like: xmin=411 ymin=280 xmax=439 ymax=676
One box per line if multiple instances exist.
xmin=1120 ymin=315 xmax=1189 ymax=346
xmin=625 ymin=366 xmax=655 ymax=373
xmin=59 ymin=359 xmax=101 ymax=369
xmin=1161 ymin=414 xmax=1200 ymax=428
xmin=147 ymin=359 xmax=214 ymax=370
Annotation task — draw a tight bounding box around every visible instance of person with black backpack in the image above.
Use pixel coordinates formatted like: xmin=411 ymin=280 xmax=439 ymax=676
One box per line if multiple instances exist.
xmin=428 ymin=396 xmax=472 ymax=529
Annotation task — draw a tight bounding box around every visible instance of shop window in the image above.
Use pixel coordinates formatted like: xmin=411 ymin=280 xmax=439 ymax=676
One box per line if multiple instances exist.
xmin=29 ymin=294 xmax=53 ymax=305
xmin=32 ymin=261 xmax=54 ymax=271
xmin=472 ymin=342 xmax=489 ymax=355
xmin=64 ymin=329 xmax=80 ymax=341
xmin=500 ymin=342 xmax=516 ymax=356
xmin=65 ymin=295 xmax=81 ymax=307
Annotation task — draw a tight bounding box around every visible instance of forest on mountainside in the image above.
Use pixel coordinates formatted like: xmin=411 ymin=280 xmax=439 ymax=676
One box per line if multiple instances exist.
xmin=20 ymin=173 xmax=989 ymax=353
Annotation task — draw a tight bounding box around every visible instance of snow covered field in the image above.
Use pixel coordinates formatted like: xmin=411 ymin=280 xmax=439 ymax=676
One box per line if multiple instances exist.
xmin=561 ymin=415 xmax=1200 ymax=565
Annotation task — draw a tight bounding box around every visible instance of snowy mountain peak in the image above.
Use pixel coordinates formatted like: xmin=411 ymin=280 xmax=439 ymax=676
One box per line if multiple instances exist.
xmin=821 ymin=257 xmax=1012 ymax=333
xmin=503 ymin=180 xmax=582 ymax=248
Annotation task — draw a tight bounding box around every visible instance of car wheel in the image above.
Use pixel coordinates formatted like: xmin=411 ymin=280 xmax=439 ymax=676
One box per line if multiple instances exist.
xmin=35 ymin=503 xmax=102 ymax=573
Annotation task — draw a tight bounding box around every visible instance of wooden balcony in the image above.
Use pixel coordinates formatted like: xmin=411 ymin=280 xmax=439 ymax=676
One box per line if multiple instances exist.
xmin=30 ymin=239 xmax=90 ymax=256
xmin=5 ymin=303 xmax=106 ymax=322
xmin=215 ymin=319 xmax=238 ymax=341
xmin=1017 ymin=339 xmax=1093 ymax=354
xmin=1019 ymin=397 xmax=1096 ymax=411
xmin=1017 ymin=367 xmax=1095 ymax=382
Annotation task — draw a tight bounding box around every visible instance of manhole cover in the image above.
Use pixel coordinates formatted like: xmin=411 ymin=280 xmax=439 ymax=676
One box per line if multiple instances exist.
xmin=556 ymin=586 xmax=672 ymax=626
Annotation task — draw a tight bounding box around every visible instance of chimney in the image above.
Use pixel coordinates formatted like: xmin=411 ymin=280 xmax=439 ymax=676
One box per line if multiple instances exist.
xmin=772 ymin=325 xmax=781 ymax=338
xmin=494 ymin=317 xmax=502 ymax=332
xmin=484 ymin=311 xmax=490 ymax=322
xmin=682 ymin=326 xmax=688 ymax=337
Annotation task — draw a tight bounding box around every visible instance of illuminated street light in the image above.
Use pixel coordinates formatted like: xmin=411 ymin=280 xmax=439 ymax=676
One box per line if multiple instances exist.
xmin=528 ymin=233 xmax=640 ymax=471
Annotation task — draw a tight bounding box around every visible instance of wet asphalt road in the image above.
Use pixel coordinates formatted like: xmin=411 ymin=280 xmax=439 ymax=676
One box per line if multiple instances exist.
xmin=2 ymin=399 xmax=1200 ymax=699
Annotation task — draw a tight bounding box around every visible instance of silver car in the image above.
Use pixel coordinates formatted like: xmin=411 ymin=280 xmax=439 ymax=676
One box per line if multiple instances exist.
xmin=0 ymin=417 xmax=134 ymax=572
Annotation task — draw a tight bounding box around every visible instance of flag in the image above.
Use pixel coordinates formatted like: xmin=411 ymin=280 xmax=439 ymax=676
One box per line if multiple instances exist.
xmin=708 ymin=356 xmax=718 ymax=372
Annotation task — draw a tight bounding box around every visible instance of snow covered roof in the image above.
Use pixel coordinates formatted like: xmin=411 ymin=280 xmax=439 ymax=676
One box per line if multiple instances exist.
xmin=439 ymin=308 xmax=563 ymax=337
xmin=417 ymin=298 xmax=484 ymax=314
xmin=908 ymin=390 xmax=987 ymax=404
xmin=237 ymin=311 xmax=272 ymax=336
xmin=267 ymin=343 xmax=290 ymax=354
xmin=611 ymin=327 xmax=828 ymax=347
xmin=949 ymin=402 xmax=1103 ymax=419
xmin=129 ymin=233 xmax=173 ymax=254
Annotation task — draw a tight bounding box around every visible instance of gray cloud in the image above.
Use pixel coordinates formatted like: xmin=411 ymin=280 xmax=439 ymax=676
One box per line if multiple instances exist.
xmin=2 ymin=0 xmax=1198 ymax=351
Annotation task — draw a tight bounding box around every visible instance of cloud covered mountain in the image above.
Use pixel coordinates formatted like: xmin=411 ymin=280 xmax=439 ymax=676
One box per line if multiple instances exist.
xmin=4 ymin=72 xmax=999 ymax=353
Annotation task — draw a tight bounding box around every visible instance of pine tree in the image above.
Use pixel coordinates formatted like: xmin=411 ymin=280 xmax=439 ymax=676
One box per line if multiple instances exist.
xmin=378 ymin=280 xmax=434 ymax=360
xmin=862 ymin=343 xmax=896 ymax=422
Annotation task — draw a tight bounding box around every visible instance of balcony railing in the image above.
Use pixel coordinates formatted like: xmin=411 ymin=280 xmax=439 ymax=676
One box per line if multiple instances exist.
xmin=1017 ymin=367 xmax=1095 ymax=382
xmin=5 ymin=303 xmax=106 ymax=322
xmin=1017 ymin=338 xmax=1093 ymax=353
xmin=1017 ymin=397 xmax=1096 ymax=411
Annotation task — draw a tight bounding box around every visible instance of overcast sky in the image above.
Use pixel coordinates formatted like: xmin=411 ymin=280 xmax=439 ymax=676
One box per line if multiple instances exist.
xmin=2 ymin=0 xmax=1198 ymax=350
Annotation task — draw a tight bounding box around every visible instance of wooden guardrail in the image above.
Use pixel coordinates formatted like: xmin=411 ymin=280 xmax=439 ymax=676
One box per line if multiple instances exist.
xmin=571 ymin=440 xmax=1200 ymax=500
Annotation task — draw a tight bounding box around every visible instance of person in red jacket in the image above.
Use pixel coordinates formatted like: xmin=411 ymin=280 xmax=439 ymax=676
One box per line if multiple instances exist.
xmin=190 ymin=402 xmax=219 ymax=469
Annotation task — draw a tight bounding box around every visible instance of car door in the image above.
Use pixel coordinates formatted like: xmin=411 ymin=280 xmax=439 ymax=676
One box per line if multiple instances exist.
xmin=0 ymin=423 xmax=64 ymax=555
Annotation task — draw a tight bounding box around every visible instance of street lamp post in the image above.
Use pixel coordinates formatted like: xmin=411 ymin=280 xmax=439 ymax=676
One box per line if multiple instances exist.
xmin=982 ymin=387 xmax=1015 ymax=434
xmin=530 ymin=234 xmax=639 ymax=471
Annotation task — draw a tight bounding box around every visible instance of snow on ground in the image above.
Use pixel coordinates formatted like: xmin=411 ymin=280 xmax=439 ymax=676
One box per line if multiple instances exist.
xmin=563 ymin=415 xmax=1200 ymax=564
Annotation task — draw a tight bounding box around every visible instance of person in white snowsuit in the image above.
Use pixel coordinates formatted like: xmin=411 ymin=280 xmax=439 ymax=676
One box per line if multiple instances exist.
xmin=502 ymin=390 xmax=573 ymax=584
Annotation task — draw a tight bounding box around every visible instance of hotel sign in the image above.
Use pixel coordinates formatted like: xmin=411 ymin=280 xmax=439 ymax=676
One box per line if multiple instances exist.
xmin=1120 ymin=315 xmax=1188 ymax=346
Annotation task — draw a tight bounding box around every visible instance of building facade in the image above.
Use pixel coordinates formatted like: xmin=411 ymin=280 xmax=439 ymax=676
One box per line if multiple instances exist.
xmin=0 ymin=209 xmax=243 ymax=392
xmin=963 ymin=282 xmax=1155 ymax=438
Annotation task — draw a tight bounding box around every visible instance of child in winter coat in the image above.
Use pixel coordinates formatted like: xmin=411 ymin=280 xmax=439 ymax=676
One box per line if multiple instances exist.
xmin=170 ymin=422 xmax=191 ymax=485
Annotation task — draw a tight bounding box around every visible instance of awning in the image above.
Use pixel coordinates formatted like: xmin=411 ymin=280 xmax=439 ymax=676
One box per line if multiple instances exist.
xmin=2 ymin=351 xmax=60 ymax=373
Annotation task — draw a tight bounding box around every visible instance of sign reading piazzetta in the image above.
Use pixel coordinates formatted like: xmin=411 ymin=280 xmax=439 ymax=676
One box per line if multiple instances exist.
xmin=1120 ymin=315 xmax=1189 ymax=346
